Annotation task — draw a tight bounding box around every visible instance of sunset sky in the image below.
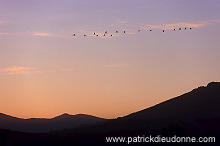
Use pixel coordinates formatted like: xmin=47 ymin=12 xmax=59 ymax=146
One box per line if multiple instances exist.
xmin=1 ymin=0 xmax=220 ymax=119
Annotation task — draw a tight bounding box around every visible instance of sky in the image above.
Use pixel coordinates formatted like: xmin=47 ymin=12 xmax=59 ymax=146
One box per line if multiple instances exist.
xmin=1 ymin=0 xmax=220 ymax=119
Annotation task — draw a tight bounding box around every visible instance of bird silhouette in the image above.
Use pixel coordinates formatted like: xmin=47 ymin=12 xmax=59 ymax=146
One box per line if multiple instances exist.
xmin=111 ymin=35 xmax=113 ymax=36
xmin=138 ymin=30 xmax=140 ymax=32
xmin=93 ymin=32 xmax=96 ymax=35
xmin=179 ymin=28 xmax=181 ymax=30
xmin=163 ymin=30 xmax=165 ymax=32
xmin=84 ymin=35 xmax=86 ymax=37
xmin=116 ymin=31 xmax=118 ymax=33
xmin=173 ymin=28 xmax=176 ymax=31
xmin=185 ymin=28 xmax=187 ymax=30
xmin=104 ymin=34 xmax=105 ymax=36
xmin=96 ymin=35 xmax=98 ymax=36
xmin=105 ymin=31 xmax=107 ymax=34
xmin=73 ymin=34 xmax=75 ymax=36
xmin=150 ymin=30 xmax=152 ymax=31
xmin=124 ymin=31 xmax=126 ymax=33
xmin=190 ymin=28 xmax=192 ymax=30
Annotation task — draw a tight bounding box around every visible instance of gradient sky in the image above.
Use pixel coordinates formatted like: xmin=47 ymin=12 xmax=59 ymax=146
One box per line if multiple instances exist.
xmin=1 ymin=0 xmax=220 ymax=119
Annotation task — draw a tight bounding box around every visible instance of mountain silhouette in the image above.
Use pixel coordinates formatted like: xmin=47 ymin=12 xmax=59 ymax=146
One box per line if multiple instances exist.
xmin=68 ymin=82 xmax=220 ymax=135
xmin=0 ymin=82 xmax=219 ymax=145
xmin=114 ymin=81 xmax=220 ymax=130
xmin=0 ymin=113 xmax=106 ymax=133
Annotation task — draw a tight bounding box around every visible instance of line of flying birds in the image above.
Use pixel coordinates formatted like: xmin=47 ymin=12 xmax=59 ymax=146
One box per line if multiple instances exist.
xmin=72 ymin=27 xmax=192 ymax=37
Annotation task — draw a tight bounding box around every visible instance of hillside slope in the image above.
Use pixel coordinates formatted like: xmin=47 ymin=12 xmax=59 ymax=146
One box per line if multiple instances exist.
xmin=0 ymin=113 xmax=106 ymax=133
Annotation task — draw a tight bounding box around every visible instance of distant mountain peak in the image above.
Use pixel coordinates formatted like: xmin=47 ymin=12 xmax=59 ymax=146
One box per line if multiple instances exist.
xmin=207 ymin=82 xmax=220 ymax=88
xmin=52 ymin=113 xmax=102 ymax=120
xmin=53 ymin=113 xmax=71 ymax=119
xmin=0 ymin=113 xmax=106 ymax=133
xmin=61 ymin=113 xmax=70 ymax=116
xmin=191 ymin=82 xmax=220 ymax=92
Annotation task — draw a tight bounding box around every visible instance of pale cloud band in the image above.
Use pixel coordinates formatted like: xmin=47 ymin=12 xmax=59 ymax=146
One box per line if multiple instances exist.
xmin=0 ymin=33 xmax=10 ymax=35
xmin=0 ymin=66 xmax=32 ymax=75
xmin=32 ymin=32 xmax=72 ymax=39
xmin=33 ymin=32 xmax=56 ymax=37
xmin=139 ymin=19 xmax=220 ymax=30
xmin=0 ymin=66 xmax=75 ymax=75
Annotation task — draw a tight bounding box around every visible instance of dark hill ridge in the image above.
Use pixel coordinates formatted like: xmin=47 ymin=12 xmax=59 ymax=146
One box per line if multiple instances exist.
xmin=116 ymin=82 xmax=220 ymax=130
xmin=0 ymin=113 xmax=20 ymax=120
xmin=66 ymin=82 xmax=220 ymax=134
xmin=123 ymin=82 xmax=220 ymax=121
xmin=0 ymin=113 xmax=106 ymax=133
xmin=52 ymin=113 xmax=101 ymax=120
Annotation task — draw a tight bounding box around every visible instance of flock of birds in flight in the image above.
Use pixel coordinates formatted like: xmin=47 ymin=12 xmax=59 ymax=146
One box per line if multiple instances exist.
xmin=72 ymin=27 xmax=193 ymax=37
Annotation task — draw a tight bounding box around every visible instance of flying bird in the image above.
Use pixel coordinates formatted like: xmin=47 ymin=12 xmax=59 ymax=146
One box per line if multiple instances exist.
xmin=116 ymin=31 xmax=118 ymax=33
xmin=73 ymin=34 xmax=75 ymax=36
xmin=138 ymin=30 xmax=140 ymax=32
xmin=185 ymin=28 xmax=187 ymax=30
xmin=105 ymin=31 xmax=107 ymax=34
xmin=94 ymin=32 xmax=96 ymax=35
xmin=124 ymin=31 xmax=126 ymax=33
xmin=179 ymin=28 xmax=181 ymax=30
xmin=150 ymin=30 xmax=152 ymax=31
xmin=84 ymin=34 xmax=86 ymax=37
xmin=163 ymin=30 xmax=165 ymax=32
xmin=173 ymin=28 xmax=176 ymax=31
xmin=190 ymin=28 xmax=192 ymax=30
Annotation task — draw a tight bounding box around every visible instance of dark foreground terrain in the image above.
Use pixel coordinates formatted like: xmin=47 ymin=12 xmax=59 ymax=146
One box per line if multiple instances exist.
xmin=0 ymin=113 xmax=106 ymax=133
xmin=1 ymin=82 xmax=220 ymax=145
